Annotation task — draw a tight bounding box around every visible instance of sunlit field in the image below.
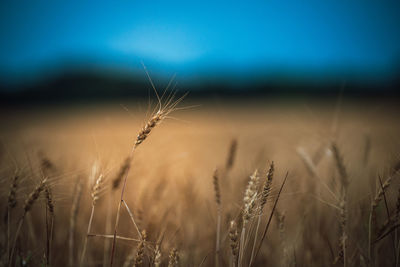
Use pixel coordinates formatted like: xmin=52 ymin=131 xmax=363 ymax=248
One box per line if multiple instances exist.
xmin=1 ymin=97 xmax=399 ymax=266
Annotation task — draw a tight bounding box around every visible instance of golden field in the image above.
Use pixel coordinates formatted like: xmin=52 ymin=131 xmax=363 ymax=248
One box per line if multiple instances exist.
xmin=0 ymin=97 xmax=399 ymax=266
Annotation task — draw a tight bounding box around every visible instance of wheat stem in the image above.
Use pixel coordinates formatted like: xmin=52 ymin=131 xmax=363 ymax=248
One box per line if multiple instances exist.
xmin=79 ymin=204 xmax=95 ymax=267
xmin=9 ymin=177 xmax=47 ymax=267
xmin=69 ymin=179 xmax=82 ymax=267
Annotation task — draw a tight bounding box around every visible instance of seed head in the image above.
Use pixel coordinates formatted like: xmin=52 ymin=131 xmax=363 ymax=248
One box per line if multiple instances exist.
xmin=260 ymin=162 xmax=274 ymax=209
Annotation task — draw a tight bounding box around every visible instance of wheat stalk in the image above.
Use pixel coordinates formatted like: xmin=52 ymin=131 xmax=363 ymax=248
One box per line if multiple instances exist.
xmin=250 ymin=162 xmax=274 ymax=266
xmin=331 ymin=143 xmax=349 ymax=191
xmin=45 ymin=184 xmax=55 ymax=266
xmin=103 ymin=194 xmax=112 ymax=267
xmin=239 ymin=169 xmax=259 ymax=267
xmin=330 ymin=143 xmax=349 ymax=267
xmin=9 ymin=177 xmax=48 ymax=267
xmin=252 ymin=172 xmax=288 ymax=267
xmin=212 ymin=168 xmax=221 ymax=267
xmin=80 ymin=173 xmax=104 ymax=267
xmin=6 ymin=174 xmax=19 ymax=261
xmin=275 ymin=210 xmax=288 ymax=266
xmin=110 ymin=88 xmax=185 ymax=266
xmin=334 ymin=199 xmax=347 ymax=266
xmin=369 ymin=176 xmax=392 ymax=263
xmin=69 ymin=178 xmax=83 ymax=267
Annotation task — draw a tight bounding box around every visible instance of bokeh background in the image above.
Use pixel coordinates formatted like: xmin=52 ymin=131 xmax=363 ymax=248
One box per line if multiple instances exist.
xmin=1 ymin=0 xmax=400 ymax=102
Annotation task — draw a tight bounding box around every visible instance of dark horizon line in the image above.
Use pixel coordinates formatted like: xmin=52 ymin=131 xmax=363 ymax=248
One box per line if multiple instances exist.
xmin=1 ymin=55 xmax=400 ymax=88
xmin=0 ymin=67 xmax=399 ymax=106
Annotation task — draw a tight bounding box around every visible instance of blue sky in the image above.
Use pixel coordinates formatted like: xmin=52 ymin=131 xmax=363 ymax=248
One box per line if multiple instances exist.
xmin=1 ymin=0 xmax=400 ymax=84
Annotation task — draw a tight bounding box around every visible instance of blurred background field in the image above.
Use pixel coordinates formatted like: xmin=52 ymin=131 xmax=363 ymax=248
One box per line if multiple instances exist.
xmin=1 ymin=97 xmax=400 ymax=266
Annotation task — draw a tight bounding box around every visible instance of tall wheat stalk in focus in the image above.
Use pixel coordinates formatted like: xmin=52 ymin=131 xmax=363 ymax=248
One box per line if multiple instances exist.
xmin=109 ymin=67 xmax=186 ymax=266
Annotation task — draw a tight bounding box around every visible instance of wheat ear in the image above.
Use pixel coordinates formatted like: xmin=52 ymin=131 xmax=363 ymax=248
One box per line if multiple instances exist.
xmin=250 ymin=162 xmax=274 ymax=266
xmin=226 ymin=139 xmax=238 ymax=171
xmin=154 ymin=244 xmax=162 ymax=267
xmin=134 ymin=230 xmax=147 ymax=267
xmin=168 ymin=248 xmax=179 ymax=267
xmin=122 ymin=230 xmax=147 ymax=267
xmin=9 ymin=177 xmax=48 ymax=267
xmin=110 ymin=91 xmax=184 ymax=266
xmin=229 ymin=220 xmax=239 ymax=267
xmin=252 ymin=172 xmax=288 ymax=267
xmin=239 ymin=169 xmax=259 ymax=267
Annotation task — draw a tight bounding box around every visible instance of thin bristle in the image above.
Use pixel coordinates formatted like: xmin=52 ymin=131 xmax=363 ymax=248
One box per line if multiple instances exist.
xmin=134 ymin=91 xmax=184 ymax=148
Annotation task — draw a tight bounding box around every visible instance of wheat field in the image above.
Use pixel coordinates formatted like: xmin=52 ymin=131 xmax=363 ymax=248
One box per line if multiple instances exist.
xmin=0 ymin=97 xmax=399 ymax=266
